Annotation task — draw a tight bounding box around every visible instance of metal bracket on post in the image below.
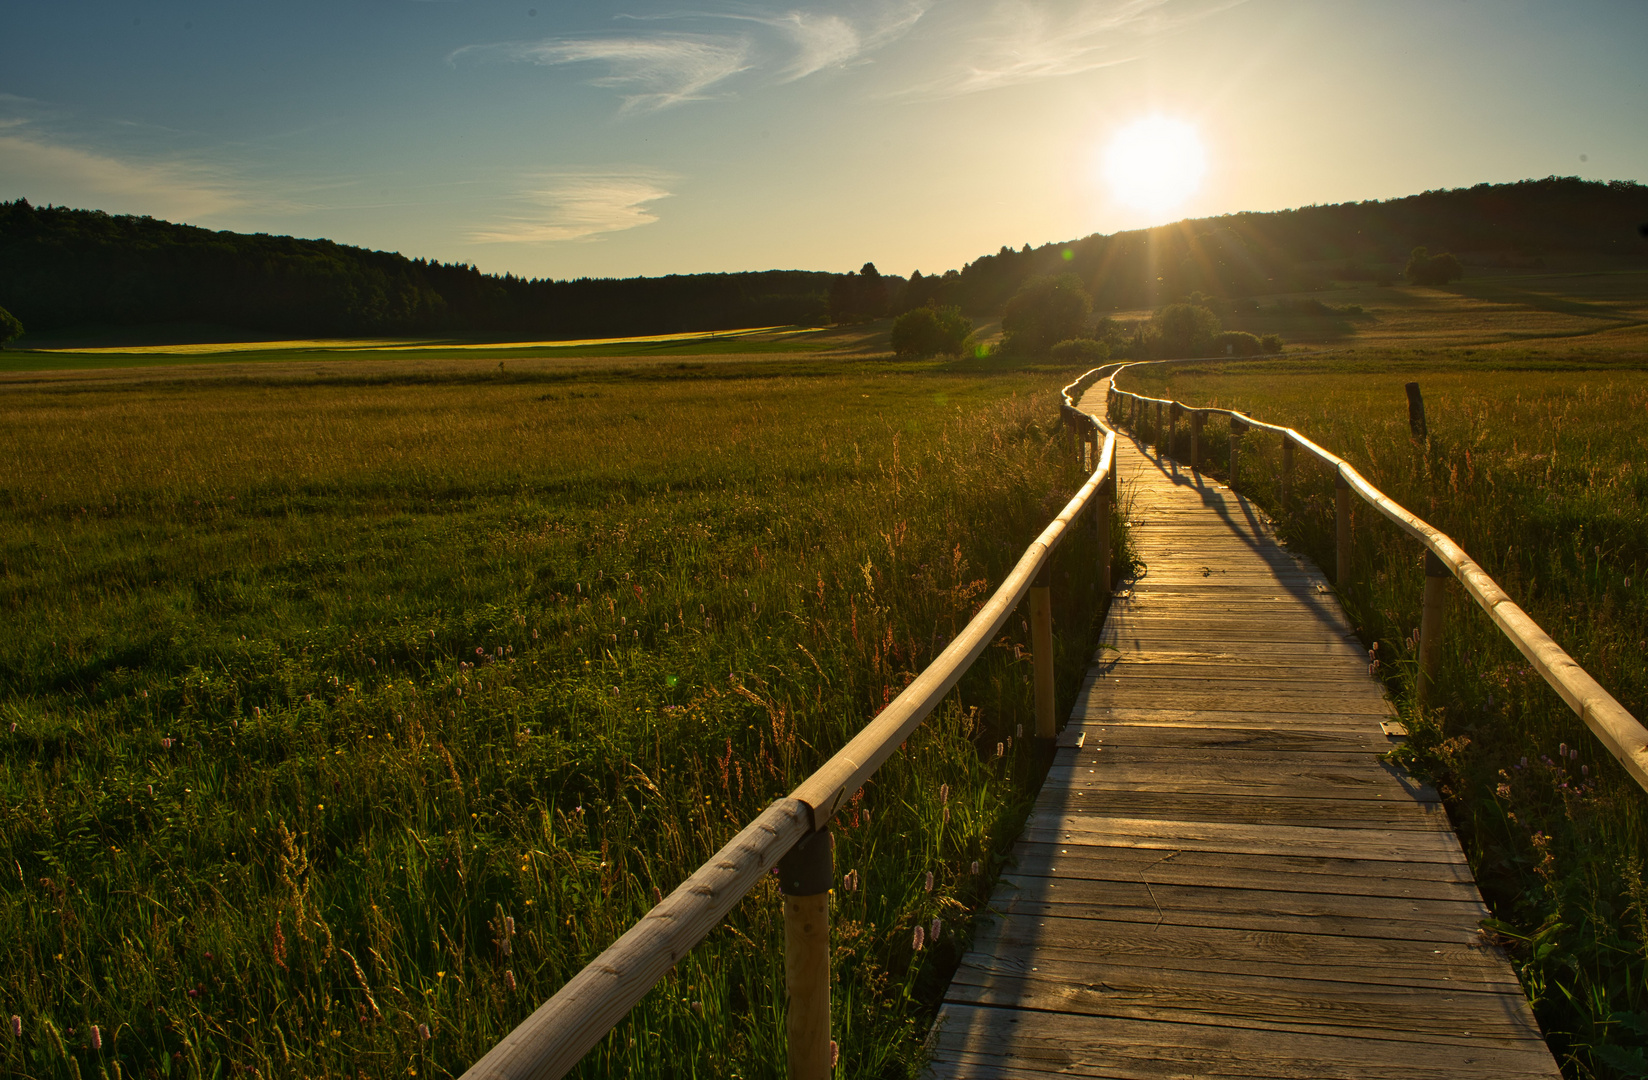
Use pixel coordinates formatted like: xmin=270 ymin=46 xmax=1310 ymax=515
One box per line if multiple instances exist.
xmin=1335 ymin=472 xmax=1352 ymax=585
xmin=1030 ymin=561 xmax=1056 ymax=740
xmin=779 ymin=829 xmax=833 ymax=1080
xmin=1419 ymin=549 xmax=1448 ymax=709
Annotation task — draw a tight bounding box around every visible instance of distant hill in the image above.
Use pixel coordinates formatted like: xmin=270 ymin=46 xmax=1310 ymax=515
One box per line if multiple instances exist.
xmin=0 ymin=200 xmax=835 ymax=339
xmin=2 ymin=177 xmax=1644 ymax=341
xmin=913 ymin=176 xmax=1648 ymax=317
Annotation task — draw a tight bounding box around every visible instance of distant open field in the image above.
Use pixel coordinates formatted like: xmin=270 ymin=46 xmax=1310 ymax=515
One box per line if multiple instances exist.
xmin=0 ymin=352 xmax=1116 ymax=1079
xmin=1122 ymin=352 xmax=1648 ymax=1077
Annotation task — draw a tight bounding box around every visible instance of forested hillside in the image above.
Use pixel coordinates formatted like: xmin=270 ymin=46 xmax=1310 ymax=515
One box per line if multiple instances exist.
xmin=905 ymin=176 xmax=1648 ymax=317
xmin=1 ymin=177 xmax=1643 ymax=340
xmin=0 ymin=200 xmax=834 ymax=338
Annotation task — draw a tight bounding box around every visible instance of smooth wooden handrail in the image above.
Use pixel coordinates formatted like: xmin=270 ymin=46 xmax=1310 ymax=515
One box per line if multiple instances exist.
xmin=460 ymin=365 xmax=1122 ymax=1080
xmin=1108 ymin=367 xmax=1648 ymax=793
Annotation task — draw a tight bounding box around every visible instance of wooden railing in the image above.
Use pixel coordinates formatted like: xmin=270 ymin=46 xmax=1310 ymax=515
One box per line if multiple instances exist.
xmin=459 ymin=366 xmax=1123 ymax=1080
xmin=1107 ymin=366 xmax=1648 ymax=793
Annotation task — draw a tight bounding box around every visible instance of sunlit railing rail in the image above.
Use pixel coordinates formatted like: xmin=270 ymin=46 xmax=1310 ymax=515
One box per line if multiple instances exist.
xmin=1107 ymin=364 xmax=1648 ymax=792
xmin=459 ymin=366 xmax=1123 ymax=1080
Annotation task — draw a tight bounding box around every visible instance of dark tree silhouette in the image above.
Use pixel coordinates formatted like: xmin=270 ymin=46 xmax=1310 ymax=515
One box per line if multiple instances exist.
xmin=1404 ymin=246 xmax=1465 ymax=286
xmin=1000 ymin=274 xmax=1092 ymax=355
xmin=890 ymin=305 xmax=971 ymax=358
xmin=0 ymin=304 xmax=21 ymax=348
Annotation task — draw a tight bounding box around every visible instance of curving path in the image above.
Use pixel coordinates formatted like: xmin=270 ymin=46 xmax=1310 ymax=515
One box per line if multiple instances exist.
xmin=924 ymin=394 xmax=1559 ymax=1078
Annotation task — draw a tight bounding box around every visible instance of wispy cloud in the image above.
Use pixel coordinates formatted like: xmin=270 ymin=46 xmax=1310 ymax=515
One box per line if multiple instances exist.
xmin=708 ymin=2 xmax=929 ymax=82
xmin=470 ymin=173 xmax=674 ymax=243
xmin=901 ymin=0 xmax=1242 ymax=98
xmin=453 ymin=34 xmax=751 ymax=113
xmin=0 ymin=128 xmax=245 ymax=220
xmin=451 ymin=2 xmax=929 ymax=111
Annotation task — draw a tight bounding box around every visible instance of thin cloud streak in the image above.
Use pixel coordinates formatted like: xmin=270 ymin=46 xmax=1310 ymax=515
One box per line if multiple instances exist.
xmin=0 ymin=130 xmax=245 ymax=220
xmin=899 ymin=0 xmax=1244 ymax=98
xmin=452 ymin=34 xmax=751 ymax=113
xmin=708 ymin=2 xmax=930 ymax=81
xmin=471 ymin=173 xmax=674 ymax=243
xmin=452 ymin=2 xmax=928 ymax=111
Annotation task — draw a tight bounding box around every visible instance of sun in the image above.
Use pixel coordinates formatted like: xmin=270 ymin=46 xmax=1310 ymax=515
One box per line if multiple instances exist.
xmin=1102 ymin=116 xmax=1207 ymax=214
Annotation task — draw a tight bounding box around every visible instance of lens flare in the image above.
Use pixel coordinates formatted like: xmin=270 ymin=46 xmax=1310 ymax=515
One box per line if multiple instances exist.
xmin=1103 ymin=116 xmax=1207 ymax=213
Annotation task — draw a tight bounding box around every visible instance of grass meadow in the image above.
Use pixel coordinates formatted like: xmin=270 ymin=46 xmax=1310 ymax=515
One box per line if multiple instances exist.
xmin=0 ymin=358 xmax=1122 ymax=1079
xmin=1121 ymin=352 xmax=1648 ymax=1078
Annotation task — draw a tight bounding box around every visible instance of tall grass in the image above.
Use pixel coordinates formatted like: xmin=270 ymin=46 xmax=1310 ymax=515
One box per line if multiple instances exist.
xmin=0 ymin=364 xmax=1121 ymax=1080
xmin=1122 ymin=357 xmax=1648 ymax=1079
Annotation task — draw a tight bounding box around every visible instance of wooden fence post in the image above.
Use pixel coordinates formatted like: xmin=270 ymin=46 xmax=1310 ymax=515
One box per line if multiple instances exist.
xmin=1229 ymin=418 xmax=1245 ymax=490
xmin=1280 ymin=433 xmax=1294 ymax=511
xmin=1406 ymin=382 xmax=1428 ymax=441
xmin=1155 ymin=400 xmax=1164 ymax=453
xmin=1190 ymin=412 xmax=1204 ymax=472
xmin=1030 ymin=562 xmax=1056 ymax=740
xmin=1335 ymin=472 xmax=1352 ymax=585
xmin=778 ymin=829 xmax=833 ymax=1080
xmin=1419 ymin=549 xmax=1448 ymax=709
xmin=1096 ymin=478 xmax=1113 ymax=596
xmin=1169 ymin=403 xmax=1180 ymax=462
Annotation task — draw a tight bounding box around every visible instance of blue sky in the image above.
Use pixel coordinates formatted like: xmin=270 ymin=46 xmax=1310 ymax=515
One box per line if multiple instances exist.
xmin=3 ymin=0 xmax=1644 ymax=280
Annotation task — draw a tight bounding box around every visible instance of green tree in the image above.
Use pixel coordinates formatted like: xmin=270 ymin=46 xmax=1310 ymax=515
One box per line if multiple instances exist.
xmin=1404 ymin=246 xmax=1465 ymax=286
xmin=0 ymin=304 xmax=22 ymax=349
xmin=1150 ymin=302 xmax=1221 ymax=357
xmin=1000 ymin=274 xmax=1091 ymax=355
xmin=890 ymin=304 xmax=972 ymax=358
xmin=1049 ymin=338 xmax=1109 ymax=364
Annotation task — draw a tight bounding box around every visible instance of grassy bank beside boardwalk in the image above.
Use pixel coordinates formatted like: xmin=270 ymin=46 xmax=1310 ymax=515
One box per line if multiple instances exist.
xmin=0 ymin=357 xmax=1122 ymax=1079
xmin=1124 ymin=352 xmax=1648 ymax=1079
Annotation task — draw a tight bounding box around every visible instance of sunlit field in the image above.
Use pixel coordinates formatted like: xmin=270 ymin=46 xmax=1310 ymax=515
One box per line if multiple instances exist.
xmin=1122 ymin=353 xmax=1648 ymax=1077
xmin=0 ymin=359 xmax=1123 ymax=1079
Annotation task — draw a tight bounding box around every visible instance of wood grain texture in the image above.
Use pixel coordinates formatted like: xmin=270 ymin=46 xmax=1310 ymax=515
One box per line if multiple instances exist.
xmin=927 ymin=426 xmax=1560 ymax=1079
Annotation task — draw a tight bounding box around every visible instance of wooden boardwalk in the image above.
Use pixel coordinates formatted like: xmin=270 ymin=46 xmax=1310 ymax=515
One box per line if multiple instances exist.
xmin=927 ymin=421 xmax=1560 ymax=1078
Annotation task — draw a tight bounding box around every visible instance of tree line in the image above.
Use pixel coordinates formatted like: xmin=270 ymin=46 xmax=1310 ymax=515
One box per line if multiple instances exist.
xmin=1 ymin=177 xmax=1643 ymax=343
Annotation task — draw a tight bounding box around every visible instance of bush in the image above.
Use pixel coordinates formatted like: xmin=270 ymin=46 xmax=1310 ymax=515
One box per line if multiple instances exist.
xmin=1209 ymin=330 xmax=1263 ymax=357
xmin=1150 ymin=302 xmax=1221 ymax=358
xmin=1259 ymin=333 xmax=1284 ymax=354
xmin=1001 ymin=275 xmax=1092 ymax=356
xmin=0 ymin=304 xmax=21 ymax=349
xmin=1404 ymin=246 xmax=1465 ymax=286
xmin=1049 ymin=338 xmax=1110 ymax=364
xmin=889 ymin=304 xmax=973 ymax=358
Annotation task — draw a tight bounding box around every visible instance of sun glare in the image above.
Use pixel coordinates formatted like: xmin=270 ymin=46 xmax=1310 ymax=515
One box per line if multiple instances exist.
xmin=1103 ymin=117 xmax=1207 ymax=214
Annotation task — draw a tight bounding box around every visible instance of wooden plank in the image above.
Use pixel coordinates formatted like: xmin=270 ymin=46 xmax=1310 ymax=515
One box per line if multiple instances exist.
xmin=944 ymin=965 xmax=1539 ymax=1040
xmin=1018 ymin=813 xmax=1468 ymax=863
xmin=929 ymin=1005 xmax=1559 ymax=1076
xmin=1002 ymin=842 xmax=1481 ymax=900
xmin=1041 ymin=792 xmax=1448 ymax=830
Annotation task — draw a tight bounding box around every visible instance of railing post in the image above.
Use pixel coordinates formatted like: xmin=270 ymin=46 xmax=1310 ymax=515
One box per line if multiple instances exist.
xmin=1280 ymin=433 xmax=1294 ymax=511
xmin=1030 ymin=562 xmax=1056 ymax=740
xmin=778 ymin=829 xmax=833 ymax=1080
xmin=1190 ymin=412 xmax=1204 ymax=472
xmin=1335 ymin=472 xmax=1352 ymax=585
xmin=1419 ymin=549 xmax=1448 ymax=709
xmin=1168 ymin=403 xmax=1180 ymax=462
xmin=1096 ymin=477 xmax=1113 ymax=596
xmin=1155 ymin=400 xmax=1164 ymax=454
xmin=1229 ymin=418 xmax=1245 ymax=490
